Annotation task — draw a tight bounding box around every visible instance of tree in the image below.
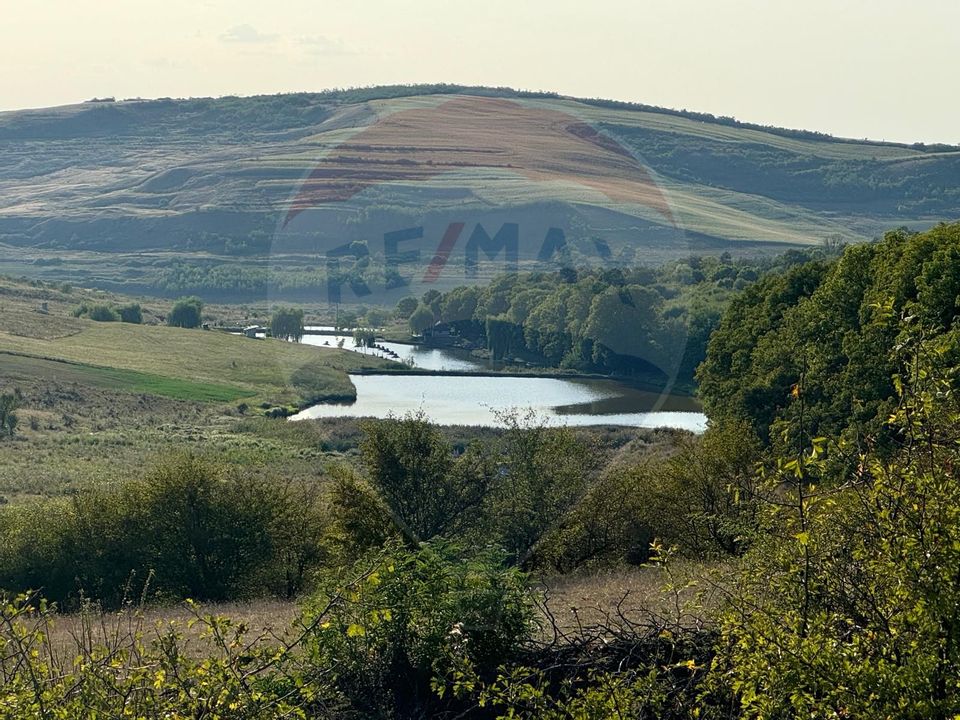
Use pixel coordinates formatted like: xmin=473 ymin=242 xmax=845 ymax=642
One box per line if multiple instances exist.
xmin=697 ymin=223 xmax=960 ymax=450
xmin=395 ymin=296 xmax=419 ymax=319
xmin=583 ymin=285 xmax=672 ymax=376
xmin=0 ymin=391 xmax=19 ymax=438
xmin=717 ymin=339 xmax=960 ymax=718
xmin=440 ymin=285 xmax=480 ymax=324
xmin=363 ymin=307 xmax=390 ymax=328
xmin=408 ymin=304 xmax=435 ymax=336
xmin=271 ymin=307 xmax=305 ymax=342
xmin=421 ymin=288 xmax=443 ymax=316
xmin=482 ymin=409 xmax=592 ymax=563
xmin=88 ymin=304 xmax=117 ymax=322
xmin=353 ymin=328 xmax=376 ymax=348
xmin=117 ymin=303 xmax=143 ymax=324
xmin=359 ymin=411 xmax=488 ymax=542
xmin=485 ymin=316 xmax=522 ymax=362
xmin=168 ymin=297 xmax=203 ymax=328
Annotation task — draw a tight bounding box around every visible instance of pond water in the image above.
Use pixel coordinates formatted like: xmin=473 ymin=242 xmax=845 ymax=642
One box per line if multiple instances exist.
xmin=300 ymin=331 xmax=481 ymax=371
xmin=290 ymin=330 xmax=707 ymax=432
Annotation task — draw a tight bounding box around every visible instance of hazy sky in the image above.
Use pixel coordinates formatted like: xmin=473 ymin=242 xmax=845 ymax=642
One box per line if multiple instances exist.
xmin=2 ymin=0 xmax=958 ymax=144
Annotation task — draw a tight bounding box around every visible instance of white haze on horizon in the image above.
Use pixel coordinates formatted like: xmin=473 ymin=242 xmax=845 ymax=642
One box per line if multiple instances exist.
xmin=2 ymin=0 xmax=958 ymax=145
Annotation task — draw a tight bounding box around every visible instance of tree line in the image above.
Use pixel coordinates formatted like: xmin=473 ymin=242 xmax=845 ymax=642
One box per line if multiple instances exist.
xmin=398 ymin=248 xmax=831 ymax=385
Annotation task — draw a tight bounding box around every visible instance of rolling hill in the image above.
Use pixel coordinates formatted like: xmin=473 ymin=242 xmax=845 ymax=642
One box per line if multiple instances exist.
xmin=1 ymin=84 xmax=958 ymax=300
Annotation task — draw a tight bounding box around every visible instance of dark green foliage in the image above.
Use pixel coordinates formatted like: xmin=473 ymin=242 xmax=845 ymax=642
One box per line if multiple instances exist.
xmin=408 ymin=303 xmax=435 ymax=335
xmin=480 ymin=410 xmax=592 ymax=563
xmin=698 ymin=222 xmax=960 ymax=448
xmin=87 ymin=304 xmax=118 ymax=322
xmin=714 ymin=335 xmax=960 ymax=718
xmin=117 ymin=302 xmax=143 ymax=324
xmin=359 ymin=411 xmax=488 ymax=542
xmin=167 ymin=295 xmax=203 ymax=328
xmin=0 ymin=455 xmax=327 ymax=606
xmin=395 ymin=296 xmax=419 ymax=319
xmin=271 ymin=306 xmax=305 ymax=341
xmin=485 ymin=315 xmax=520 ymax=361
xmin=0 ymin=390 xmax=18 ymax=438
xmin=538 ymin=420 xmax=761 ymax=570
xmin=426 ymin=250 xmax=826 ymax=384
xmin=355 ymin=411 xmax=592 ymax=565
xmin=303 ymin=541 xmax=533 ymax=719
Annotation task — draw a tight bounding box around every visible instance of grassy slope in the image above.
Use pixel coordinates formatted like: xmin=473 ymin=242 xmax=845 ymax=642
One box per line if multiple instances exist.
xmin=0 ymin=353 xmax=252 ymax=402
xmin=0 ymin=278 xmax=396 ymax=501
xmin=1 ymin=87 xmax=957 ymax=296
xmin=0 ymin=277 xmax=394 ymax=405
xmin=0 ymin=323 xmax=383 ymax=405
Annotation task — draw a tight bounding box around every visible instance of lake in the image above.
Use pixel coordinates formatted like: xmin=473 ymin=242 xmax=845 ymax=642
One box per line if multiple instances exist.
xmin=290 ymin=329 xmax=708 ymax=432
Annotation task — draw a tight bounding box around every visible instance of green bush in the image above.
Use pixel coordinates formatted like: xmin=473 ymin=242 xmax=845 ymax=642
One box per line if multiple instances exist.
xmin=359 ymin=411 xmax=488 ymax=542
xmin=87 ymin=304 xmax=118 ymax=322
xmin=303 ymin=541 xmax=533 ymax=718
xmin=480 ymin=410 xmax=592 ymax=563
xmin=117 ymin=302 xmax=143 ymax=324
xmin=0 ymin=455 xmax=328 ymax=606
xmin=0 ymin=391 xmax=18 ymax=438
xmin=167 ymin=296 xmax=203 ymax=328
xmin=715 ymin=336 xmax=960 ymax=717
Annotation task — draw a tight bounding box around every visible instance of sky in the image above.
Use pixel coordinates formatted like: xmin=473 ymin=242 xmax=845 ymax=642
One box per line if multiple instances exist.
xmin=2 ymin=0 xmax=958 ymax=144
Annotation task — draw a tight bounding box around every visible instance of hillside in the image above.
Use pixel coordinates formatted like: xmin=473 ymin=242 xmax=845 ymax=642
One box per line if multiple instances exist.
xmin=1 ymin=84 xmax=958 ymax=299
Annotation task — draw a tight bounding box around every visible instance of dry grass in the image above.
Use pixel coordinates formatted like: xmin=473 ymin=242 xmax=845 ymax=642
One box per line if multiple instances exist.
xmin=42 ymin=598 xmax=301 ymax=665
xmin=535 ymin=561 xmax=729 ymax=637
xmin=37 ymin=561 xmax=731 ymax=667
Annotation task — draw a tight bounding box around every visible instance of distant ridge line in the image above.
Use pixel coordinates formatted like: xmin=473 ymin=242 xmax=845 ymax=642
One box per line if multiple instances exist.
xmin=69 ymin=83 xmax=960 ymax=152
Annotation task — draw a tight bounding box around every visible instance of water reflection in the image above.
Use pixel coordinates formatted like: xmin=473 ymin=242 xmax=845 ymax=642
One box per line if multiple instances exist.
xmin=291 ymin=374 xmax=707 ymax=432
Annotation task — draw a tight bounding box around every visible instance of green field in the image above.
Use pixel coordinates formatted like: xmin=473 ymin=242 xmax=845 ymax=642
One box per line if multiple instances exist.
xmin=0 ymin=352 xmax=253 ymax=402
xmin=0 ymin=322 xmax=388 ymax=405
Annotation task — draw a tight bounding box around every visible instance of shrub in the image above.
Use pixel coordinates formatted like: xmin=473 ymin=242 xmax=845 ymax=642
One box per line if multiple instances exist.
xmin=117 ymin=302 xmax=143 ymax=324
xmin=87 ymin=304 xmax=117 ymax=322
xmin=480 ymin=410 xmax=592 ymax=563
xmin=0 ymin=392 xmax=18 ymax=438
xmin=359 ymin=411 xmax=485 ymax=542
xmin=0 ymin=455 xmax=328 ymax=606
xmin=303 ymin=542 xmax=533 ymax=718
xmin=167 ymin=296 xmax=203 ymax=328
xmin=271 ymin=306 xmax=304 ymax=341
xmin=0 ymin=594 xmax=332 ymax=718
xmin=715 ymin=338 xmax=960 ymax=717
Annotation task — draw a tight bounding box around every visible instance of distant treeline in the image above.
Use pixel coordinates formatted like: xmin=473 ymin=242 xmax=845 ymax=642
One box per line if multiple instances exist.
xmin=5 ymin=83 xmax=956 ymax=152
xmin=404 ymin=246 xmax=835 ymax=385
